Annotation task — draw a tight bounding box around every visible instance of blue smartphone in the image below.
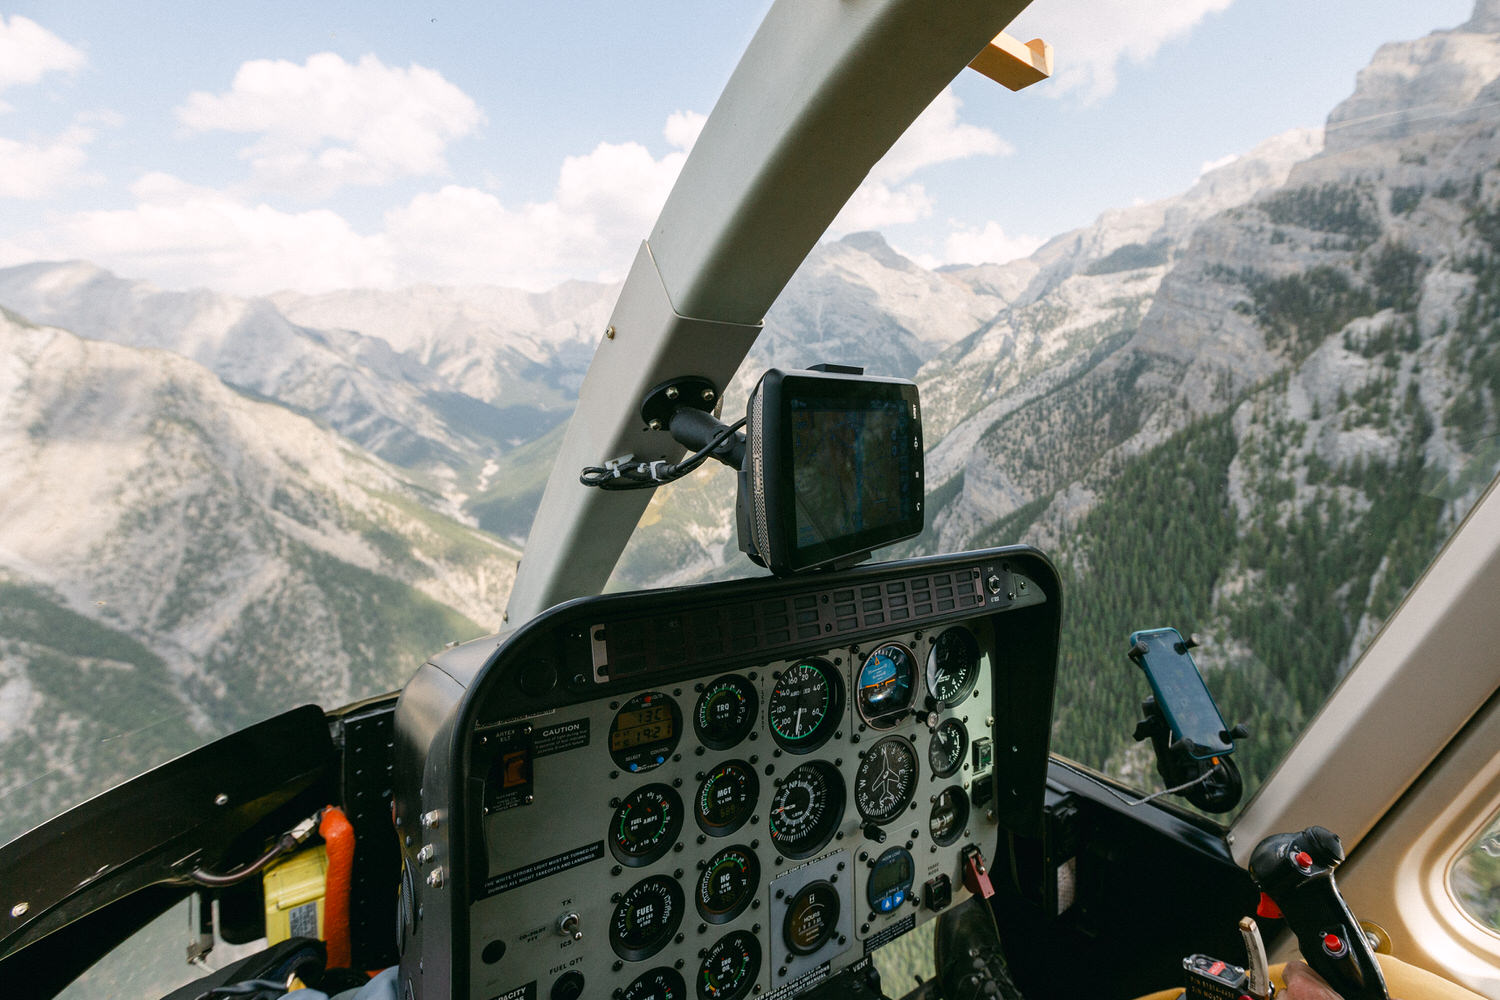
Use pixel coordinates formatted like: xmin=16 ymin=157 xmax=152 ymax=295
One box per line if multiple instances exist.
xmin=1129 ymin=627 xmax=1232 ymax=759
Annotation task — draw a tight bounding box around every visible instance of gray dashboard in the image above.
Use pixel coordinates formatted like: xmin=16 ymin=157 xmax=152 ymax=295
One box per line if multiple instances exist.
xmin=392 ymin=547 xmax=1060 ymax=1000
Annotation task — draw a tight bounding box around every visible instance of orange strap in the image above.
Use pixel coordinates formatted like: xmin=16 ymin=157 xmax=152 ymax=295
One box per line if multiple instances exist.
xmin=318 ymin=806 xmax=355 ymax=969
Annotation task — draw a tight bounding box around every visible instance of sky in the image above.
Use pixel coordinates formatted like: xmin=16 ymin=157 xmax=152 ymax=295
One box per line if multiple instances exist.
xmin=0 ymin=0 xmax=1480 ymax=296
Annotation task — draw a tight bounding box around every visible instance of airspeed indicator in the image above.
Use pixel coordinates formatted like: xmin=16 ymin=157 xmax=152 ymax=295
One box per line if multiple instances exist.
xmin=767 ymin=659 xmax=843 ymax=753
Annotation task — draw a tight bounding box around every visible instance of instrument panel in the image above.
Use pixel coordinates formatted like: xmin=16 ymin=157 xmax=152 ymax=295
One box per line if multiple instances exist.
xmin=393 ymin=548 xmax=1059 ymax=1000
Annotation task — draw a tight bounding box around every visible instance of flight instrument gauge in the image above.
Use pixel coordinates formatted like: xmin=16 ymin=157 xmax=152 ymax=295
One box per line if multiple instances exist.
xmin=926 ymin=627 xmax=980 ymax=706
xmin=610 ymin=783 xmax=684 ymax=867
xmin=767 ymin=659 xmax=843 ymax=752
xmin=610 ymin=692 xmax=683 ymax=774
xmin=783 ymin=880 xmax=841 ymax=956
xmin=611 ymin=874 xmax=685 ymax=962
xmin=856 ymin=643 xmax=917 ymax=728
xmin=694 ymin=674 xmax=758 ymax=750
xmin=928 ymin=786 xmax=969 ymax=847
xmin=698 ymin=930 xmax=761 ymax=1000
xmin=928 ymin=718 xmax=968 ymax=779
xmin=853 ymin=736 xmax=919 ymax=825
xmin=696 ymin=846 xmax=760 ymax=924
xmin=768 ymin=760 xmax=845 ymax=859
xmin=696 ymin=760 xmax=759 ymax=836
xmin=623 ymin=967 xmax=687 ymax=1000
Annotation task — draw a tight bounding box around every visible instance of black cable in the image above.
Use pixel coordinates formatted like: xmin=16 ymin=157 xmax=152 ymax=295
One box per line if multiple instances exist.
xmin=187 ymin=810 xmax=321 ymax=887
xmin=580 ymin=417 xmax=746 ymax=491
xmin=188 ymin=835 xmax=297 ymax=887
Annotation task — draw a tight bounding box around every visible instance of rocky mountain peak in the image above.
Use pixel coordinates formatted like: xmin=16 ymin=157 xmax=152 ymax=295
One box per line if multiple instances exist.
xmin=1466 ymin=0 xmax=1500 ymax=32
xmin=836 ymin=231 xmax=920 ymax=273
xmin=1323 ymin=2 xmax=1500 ymax=154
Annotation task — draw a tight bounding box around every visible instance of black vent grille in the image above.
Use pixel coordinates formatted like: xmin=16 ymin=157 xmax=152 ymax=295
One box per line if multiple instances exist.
xmin=594 ymin=567 xmax=984 ymax=682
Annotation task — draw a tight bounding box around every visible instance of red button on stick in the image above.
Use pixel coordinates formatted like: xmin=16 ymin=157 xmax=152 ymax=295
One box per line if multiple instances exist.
xmin=1294 ymin=850 xmax=1314 ymax=871
xmin=1323 ymin=933 xmax=1347 ymax=956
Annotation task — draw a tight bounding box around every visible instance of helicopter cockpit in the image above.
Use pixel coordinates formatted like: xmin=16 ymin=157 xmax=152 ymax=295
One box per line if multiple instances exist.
xmin=3 ymin=1 xmax=1500 ymax=999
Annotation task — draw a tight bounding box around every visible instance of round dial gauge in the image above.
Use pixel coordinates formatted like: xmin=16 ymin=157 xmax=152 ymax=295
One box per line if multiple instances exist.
xmin=767 ymin=659 xmax=843 ymax=753
xmin=856 ymin=643 xmax=917 ymax=728
xmin=695 ymin=675 xmax=758 ymax=750
xmin=853 ymin=736 xmax=919 ymax=825
xmin=866 ymin=847 xmax=915 ymax=914
xmin=611 ymin=875 xmax=685 ymax=962
xmin=926 ymin=627 xmax=980 ymax=706
xmin=928 ymin=718 xmax=968 ymax=779
xmin=696 ymin=760 xmax=759 ymax=836
xmin=928 ymin=786 xmax=969 ymax=847
xmin=609 ymin=692 xmax=683 ymax=774
xmin=768 ymin=760 xmax=845 ymax=859
xmin=783 ymin=880 xmax=841 ymax=956
xmin=610 ymin=783 xmax=684 ymax=867
xmin=696 ymin=846 xmax=760 ymax=924
xmin=624 ymin=967 xmax=687 ymax=1000
xmin=698 ymin=930 xmax=761 ymax=1000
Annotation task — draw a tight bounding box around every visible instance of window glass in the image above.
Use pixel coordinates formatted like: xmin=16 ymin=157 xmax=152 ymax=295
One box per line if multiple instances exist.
xmin=1449 ymin=809 xmax=1500 ymax=935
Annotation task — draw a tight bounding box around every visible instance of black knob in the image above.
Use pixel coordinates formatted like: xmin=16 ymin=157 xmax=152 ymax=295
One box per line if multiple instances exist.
xmin=552 ymin=971 xmax=585 ymax=1000
xmin=862 ymin=822 xmax=887 ymax=844
xmin=1304 ymin=825 xmax=1345 ymax=868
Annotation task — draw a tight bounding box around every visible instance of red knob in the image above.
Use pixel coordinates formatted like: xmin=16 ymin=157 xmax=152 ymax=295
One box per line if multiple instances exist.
xmin=1294 ymin=850 xmax=1314 ymax=871
xmin=1323 ymin=932 xmax=1347 ymax=956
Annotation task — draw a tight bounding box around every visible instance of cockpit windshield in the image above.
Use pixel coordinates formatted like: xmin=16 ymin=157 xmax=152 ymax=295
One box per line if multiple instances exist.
xmin=2 ymin=2 xmax=1499 ymax=997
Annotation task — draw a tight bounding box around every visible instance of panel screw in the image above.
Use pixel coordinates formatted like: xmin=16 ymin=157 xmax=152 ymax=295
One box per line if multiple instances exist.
xmin=667 ymin=386 xmax=680 ymax=400
xmin=10 ymin=902 xmax=28 ymax=918
xmin=702 ymin=389 xmax=716 ymax=402
xmin=605 ymin=325 xmax=616 ymax=339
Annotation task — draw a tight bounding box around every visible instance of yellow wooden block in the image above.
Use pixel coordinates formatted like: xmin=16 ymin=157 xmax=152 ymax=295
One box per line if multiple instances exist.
xmin=968 ymin=32 xmax=1054 ymax=92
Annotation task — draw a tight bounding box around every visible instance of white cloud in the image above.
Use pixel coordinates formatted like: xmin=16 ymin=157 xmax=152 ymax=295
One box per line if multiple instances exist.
xmin=871 ymin=89 xmax=1011 ymax=185
xmin=0 ymin=15 xmax=85 ymax=96
xmin=940 ymin=221 xmax=1044 ymax=267
xmin=0 ymin=126 xmax=97 ymax=199
xmin=7 ymin=173 xmax=394 ymax=294
xmin=387 ymin=134 xmax=692 ymax=288
xmin=663 ymin=110 xmax=707 ymax=152
xmin=1009 ymin=0 xmax=1234 ymax=103
xmin=3 ymin=109 xmax=704 ymax=294
xmin=830 ymin=89 xmax=1010 ymax=234
xmin=176 ymin=53 xmax=483 ymax=196
xmin=834 ymin=182 xmax=935 ymax=233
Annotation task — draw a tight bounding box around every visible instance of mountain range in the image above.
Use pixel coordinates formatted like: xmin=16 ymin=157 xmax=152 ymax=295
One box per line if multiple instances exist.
xmin=6 ymin=0 xmax=1500 ymax=837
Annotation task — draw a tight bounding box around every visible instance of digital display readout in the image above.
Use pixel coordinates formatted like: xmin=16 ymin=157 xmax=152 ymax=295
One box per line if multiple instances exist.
xmin=609 ymin=705 xmax=676 ymax=751
xmin=789 ymin=397 xmax=915 ymax=551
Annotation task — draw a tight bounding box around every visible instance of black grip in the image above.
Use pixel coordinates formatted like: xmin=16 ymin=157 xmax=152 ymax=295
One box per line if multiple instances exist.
xmin=1249 ymin=827 xmax=1387 ymax=1000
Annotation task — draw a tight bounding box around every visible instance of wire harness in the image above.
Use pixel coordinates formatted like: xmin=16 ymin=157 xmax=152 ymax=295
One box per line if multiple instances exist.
xmin=580 ymin=417 xmax=746 ymax=491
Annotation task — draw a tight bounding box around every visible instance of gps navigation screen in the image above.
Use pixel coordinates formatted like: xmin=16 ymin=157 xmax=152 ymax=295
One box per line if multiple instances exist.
xmin=789 ymin=397 xmax=916 ymax=550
